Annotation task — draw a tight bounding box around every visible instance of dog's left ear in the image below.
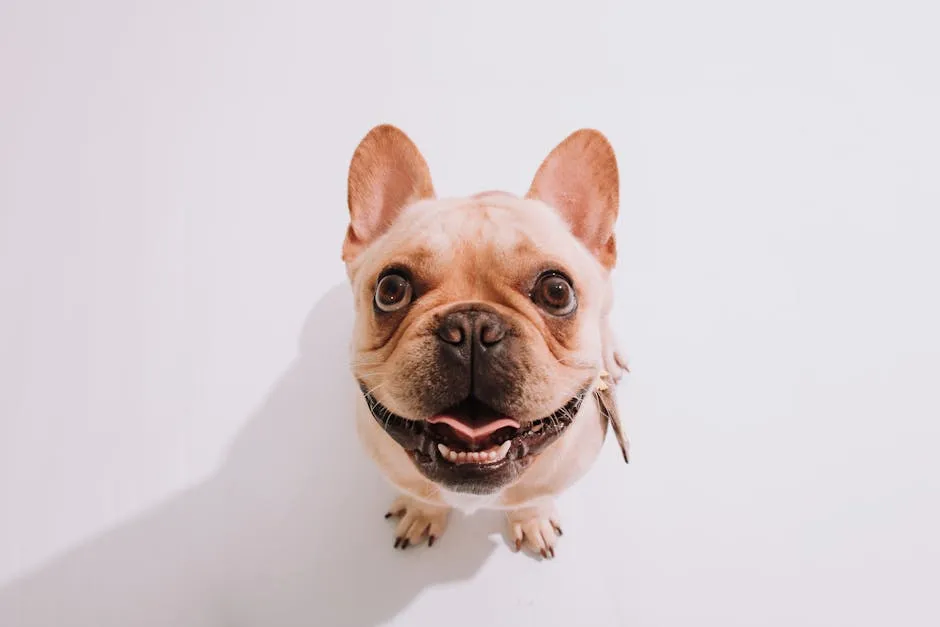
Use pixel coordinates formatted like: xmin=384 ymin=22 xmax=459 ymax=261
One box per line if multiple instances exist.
xmin=527 ymin=129 xmax=619 ymax=269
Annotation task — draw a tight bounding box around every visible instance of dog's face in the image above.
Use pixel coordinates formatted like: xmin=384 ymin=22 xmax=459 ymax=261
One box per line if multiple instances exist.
xmin=343 ymin=126 xmax=619 ymax=495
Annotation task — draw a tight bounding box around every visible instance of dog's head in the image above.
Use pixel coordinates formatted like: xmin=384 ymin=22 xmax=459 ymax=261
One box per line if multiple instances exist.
xmin=343 ymin=125 xmax=619 ymax=495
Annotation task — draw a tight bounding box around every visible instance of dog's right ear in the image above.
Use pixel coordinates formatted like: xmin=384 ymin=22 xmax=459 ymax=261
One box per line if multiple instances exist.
xmin=343 ymin=125 xmax=435 ymax=263
xmin=527 ymin=129 xmax=619 ymax=270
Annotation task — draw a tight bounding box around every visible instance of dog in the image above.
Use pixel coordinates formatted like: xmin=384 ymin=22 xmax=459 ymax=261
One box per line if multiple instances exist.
xmin=342 ymin=125 xmax=629 ymax=558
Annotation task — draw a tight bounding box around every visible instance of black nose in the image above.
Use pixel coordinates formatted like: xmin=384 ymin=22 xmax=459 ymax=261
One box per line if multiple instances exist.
xmin=436 ymin=310 xmax=507 ymax=356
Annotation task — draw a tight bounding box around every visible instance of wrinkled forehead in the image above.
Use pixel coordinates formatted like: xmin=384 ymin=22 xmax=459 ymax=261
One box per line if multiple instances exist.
xmin=353 ymin=196 xmax=595 ymax=282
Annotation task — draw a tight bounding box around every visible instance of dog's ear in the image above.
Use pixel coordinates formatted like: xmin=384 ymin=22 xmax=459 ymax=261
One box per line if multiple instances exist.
xmin=343 ymin=125 xmax=435 ymax=263
xmin=527 ymin=129 xmax=619 ymax=269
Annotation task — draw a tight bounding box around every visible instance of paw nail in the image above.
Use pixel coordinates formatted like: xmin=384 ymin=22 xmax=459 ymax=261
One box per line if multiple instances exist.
xmin=514 ymin=539 xmax=522 ymax=552
xmin=384 ymin=512 xmax=393 ymax=519
xmin=401 ymin=539 xmax=410 ymax=549
xmin=549 ymin=547 xmax=555 ymax=558
xmin=540 ymin=548 xmax=548 ymax=558
xmin=394 ymin=537 xmax=402 ymax=549
xmin=428 ymin=535 xmax=436 ymax=547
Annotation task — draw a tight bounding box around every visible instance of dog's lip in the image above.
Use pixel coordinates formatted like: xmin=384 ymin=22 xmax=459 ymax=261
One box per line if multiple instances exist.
xmin=358 ymin=384 xmax=588 ymax=430
xmin=358 ymin=382 xmax=592 ymax=469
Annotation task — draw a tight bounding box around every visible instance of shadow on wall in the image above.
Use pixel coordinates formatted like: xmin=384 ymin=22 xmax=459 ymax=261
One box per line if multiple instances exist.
xmin=0 ymin=284 xmax=497 ymax=627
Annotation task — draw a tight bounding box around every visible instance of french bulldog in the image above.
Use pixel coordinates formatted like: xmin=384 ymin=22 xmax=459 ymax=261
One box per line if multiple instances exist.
xmin=342 ymin=125 xmax=629 ymax=558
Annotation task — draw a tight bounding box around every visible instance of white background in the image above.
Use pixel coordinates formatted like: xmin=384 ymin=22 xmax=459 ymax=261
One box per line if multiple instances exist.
xmin=2 ymin=1 xmax=938 ymax=625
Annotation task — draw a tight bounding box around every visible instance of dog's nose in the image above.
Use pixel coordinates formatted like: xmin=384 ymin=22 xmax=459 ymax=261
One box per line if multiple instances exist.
xmin=436 ymin=310 xmax=507 ymax=355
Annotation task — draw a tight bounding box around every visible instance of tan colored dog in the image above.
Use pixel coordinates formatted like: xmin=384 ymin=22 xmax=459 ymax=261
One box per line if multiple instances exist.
xmin=342 ymin=125 xmax=629 ymax=558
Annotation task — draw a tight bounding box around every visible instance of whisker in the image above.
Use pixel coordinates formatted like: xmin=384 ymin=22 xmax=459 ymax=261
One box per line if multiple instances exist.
xmin=350 ymin=361 xmax=389 ymax=373
xmin=356 ymin=369 xmax=390 ymax=379
xmin=364 ymin=381 xmax=388 ymax=396
xmin=550 ymin=354 xmax=596 ymax=371
xmin=383 ymin=405 xmax=395 ymax=432
xmin=349 ymin=355 xmax=387 ymax=367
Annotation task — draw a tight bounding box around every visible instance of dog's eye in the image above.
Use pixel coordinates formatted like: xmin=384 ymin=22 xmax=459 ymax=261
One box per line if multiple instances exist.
xmin=374 ymin=274 xmax=413 ymax=312
xmin=533 ymin=273 xmax=577 ymax=316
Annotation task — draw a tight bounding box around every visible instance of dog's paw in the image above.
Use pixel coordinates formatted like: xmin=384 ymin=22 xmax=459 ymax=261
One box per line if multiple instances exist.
xmin=507 ymin=503 xmax=563 ymax=559
xmin=384 ymin=495 xmax=450 ymax=549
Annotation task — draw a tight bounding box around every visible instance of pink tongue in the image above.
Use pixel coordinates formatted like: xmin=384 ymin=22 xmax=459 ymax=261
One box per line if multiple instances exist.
xmin=427 ymin=415 xmax=520 ymax=441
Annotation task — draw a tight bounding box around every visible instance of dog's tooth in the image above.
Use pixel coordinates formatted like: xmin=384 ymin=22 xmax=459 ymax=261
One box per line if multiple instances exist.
xmin=457 ymin=452 xmax=467 ymax=462
xmin=488 ymin=451 xmax=497 ymax=461
xmin=448 ymin=451 xmax=458 ymax=462
xmin=531 ymin=423 xmax=543 ymax=433
xmin=438 ymin=444 xmax=450 ymax=457
xmin=496 ymin=440 xmax=512 ymax=460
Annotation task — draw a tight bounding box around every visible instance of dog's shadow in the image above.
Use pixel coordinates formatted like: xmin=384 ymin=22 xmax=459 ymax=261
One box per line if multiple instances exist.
xmin=0 ymin=284 xmax=497 ymax=627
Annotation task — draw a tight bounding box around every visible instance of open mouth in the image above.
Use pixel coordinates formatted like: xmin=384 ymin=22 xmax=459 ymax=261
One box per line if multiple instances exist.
xmin=359 ymin=383 xmax=590 ymax=477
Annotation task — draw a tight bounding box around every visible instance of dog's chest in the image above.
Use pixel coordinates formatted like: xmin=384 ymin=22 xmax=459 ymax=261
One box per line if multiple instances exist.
xmin=439 ymin=489 xmax=501 ymax=514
